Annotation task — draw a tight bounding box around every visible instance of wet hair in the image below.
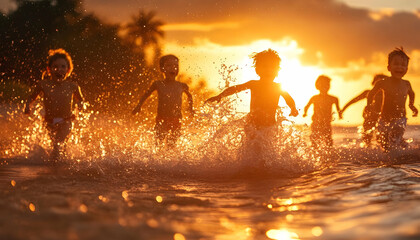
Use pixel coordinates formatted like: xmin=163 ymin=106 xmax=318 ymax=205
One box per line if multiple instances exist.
xmin=44 ymin=48 xmax=73 ymax=79
xmin=315 ymin=75 xmax=331 ymax=90
xmin=159 ymin=54 xmax=179 ymax=71
xmin=372 ymin=74 xmax=387 ymax=85
xmin=251 ymin=48 xmax=281 ymax=69
xmin=388 ymin=47 xmax=409 ymax=66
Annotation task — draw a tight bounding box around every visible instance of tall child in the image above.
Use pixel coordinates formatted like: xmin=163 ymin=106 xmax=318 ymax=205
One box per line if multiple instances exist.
xmin=132 ymin=54 xmax=194 ymax=147
xmin=366 ymin=48 xmax=418 ymax=151
xmin=303 ymin=75 xmax=342 ymax=148
xmin=340 ymin=74 xmax=387 ymax=146
xmin=206 ymin=49 xmax=298 ymax=129
xmin=24 ymin=49 xmax=84 ymax=160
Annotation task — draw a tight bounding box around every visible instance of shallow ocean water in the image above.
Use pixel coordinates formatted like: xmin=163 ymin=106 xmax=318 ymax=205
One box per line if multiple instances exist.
xmin=1 ymin=104 xmax=420 ymax=240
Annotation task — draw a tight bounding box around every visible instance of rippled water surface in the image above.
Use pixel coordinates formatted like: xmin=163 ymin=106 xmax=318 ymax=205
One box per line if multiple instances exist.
xmin=1 ymin=104 xmax=420 ymax=240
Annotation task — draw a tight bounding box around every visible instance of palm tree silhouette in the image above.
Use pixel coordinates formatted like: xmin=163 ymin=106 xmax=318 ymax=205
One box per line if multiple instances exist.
xmin=125 ymin=10 xmax=164 ymax=63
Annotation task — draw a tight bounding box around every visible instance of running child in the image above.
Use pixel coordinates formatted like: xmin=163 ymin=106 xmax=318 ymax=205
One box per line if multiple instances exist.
xmin=366 ymin=48 xmax=418 ymax=151
xmin=132 ymin=54 xmax=194 ymax=147
xmin=303 ymin=75 xmax=342 ymax=148
xmin=206 ymin=49 xmax=298 ymax=128
xmin=340 ymin=74 xmax=387 ymax=146
xmin=24 ymin=48 xmax=84 ymax=160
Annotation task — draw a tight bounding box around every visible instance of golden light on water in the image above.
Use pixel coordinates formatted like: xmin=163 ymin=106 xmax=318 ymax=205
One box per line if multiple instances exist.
xmin=79 ymin=204 xmax=88 ymax=213
xmin=173 ymin=233 xmax=186 ymax=240
xmin=98 ymin=195 xmax=109 ymax=203
xmin=118 ymin=218 xmax=128 ymax=226
xmin=311 ymin=226 xmax=323 ymax=237
xmin=156 ymin=195 xmax=163 ymax=203
xmin=122 ymin=190 xmax=129 ymax=200
xmin=11 ymin=180 xmax=16 ymax=187
xmin=28 ymin=203 xmax=36 ymax=212
xmin=146 ymin=218 xmax=159 ymax=228
xmin=277 ymin=198 xmax=294 ymax=205
xmin=266 ymin=229 xmax=300 ymax=240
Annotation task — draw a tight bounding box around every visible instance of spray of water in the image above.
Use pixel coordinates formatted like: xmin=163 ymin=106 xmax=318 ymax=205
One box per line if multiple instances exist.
xmin=3 ymin=65 xmax=418 ymax=179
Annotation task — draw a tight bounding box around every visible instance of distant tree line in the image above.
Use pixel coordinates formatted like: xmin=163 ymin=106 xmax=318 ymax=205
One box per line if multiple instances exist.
xmin=0 ymin=0 xmax=166 ymax=113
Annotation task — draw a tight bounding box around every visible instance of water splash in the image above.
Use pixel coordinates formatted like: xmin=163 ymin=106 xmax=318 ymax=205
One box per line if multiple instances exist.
xmin=0 ymin=96 xmax=323 ymax=180
xmin=2 ymin=66 xmax=418 ymax=179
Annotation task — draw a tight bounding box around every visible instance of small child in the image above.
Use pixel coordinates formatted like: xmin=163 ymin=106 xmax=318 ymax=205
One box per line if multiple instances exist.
xmin=303 ymin=75 xmax=341 ymax=148
xmin=206 ymin=49 xmax=298 ymax=129
xmin=132 ymin=54 xmax=194 ymax=147
xmin=340 ymin=74 xmax=387 ymax=146
xmin=366 ymin=48 xmax=418 ymax=151
xmin=24 ymin=49 xmax=84 ymax=160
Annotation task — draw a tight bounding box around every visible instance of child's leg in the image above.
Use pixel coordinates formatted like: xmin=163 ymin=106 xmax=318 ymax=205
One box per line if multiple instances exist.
xmin=362 ymin=109 xmax=380 ymax=146
xmin=310 ymin=123 xmax=320 ymax=149
xmin=48 ymin=120 xmax=72 ymax=160
xmin=325 ymin=125 xmax=333 ymax=147
xmin=154 ymin=117 xmax=181 ymax=147
xmin=389 ymin=118 xmax=407 ymax=148
xmin=362 ymin=119 xmax=376 ymax=146
xmin=154 ymin=120 xmax=167 ymax=145
xmin=167 ymin=129 xmax=181 ymax=147
xmin=166 ymin=119 xmax=182 ymax=147
xmin=311 ymin=122 xmax=333 ymax=148
xmin=376 ymin=119 xmax=390 ymax=151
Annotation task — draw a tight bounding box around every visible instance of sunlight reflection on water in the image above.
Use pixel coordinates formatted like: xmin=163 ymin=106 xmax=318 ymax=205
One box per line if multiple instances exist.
xmin=1 ymin=103 xmax=420 ymax=239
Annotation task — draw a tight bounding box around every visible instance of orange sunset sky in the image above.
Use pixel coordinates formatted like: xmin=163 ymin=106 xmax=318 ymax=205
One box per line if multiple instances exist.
xmin=2 ymin=0 xmax=420 ymax=125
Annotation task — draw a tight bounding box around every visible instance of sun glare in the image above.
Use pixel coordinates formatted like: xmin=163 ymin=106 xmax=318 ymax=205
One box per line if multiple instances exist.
xmin=165 ymin=38 xmax=324 ymax=117
xmin=277 ymin=59 xmax=322 ymax=109
xmin=237 ymin=40 xmax=323 ymax=112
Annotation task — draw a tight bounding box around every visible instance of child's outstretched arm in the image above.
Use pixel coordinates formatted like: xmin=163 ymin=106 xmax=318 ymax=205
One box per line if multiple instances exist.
xmin=24 ymin=84 xmax=42 ymax=115
xmin=340 ymin=90 xmax=369 ymax=115
xmin=281 ymin=91 xmax=299 ymax=116
xmin=407 ymin=81 xmax=418 ymax=117
xmin=334 ymin=97 xmax=342 ymax=119
xmin=303 ymin=97 xmax=314 ymax=117
xmin=366 ymin=81 xmax=383 ymax=108
xmin=73 ymin=85 xmax=84 ymax=111
xmin=132 ymin=82 xmax=157 ymax=115
xmin=183 ymin=86 xmax=194 ymax=115
xmin=205 ymin=82 xmax=250 ymax=103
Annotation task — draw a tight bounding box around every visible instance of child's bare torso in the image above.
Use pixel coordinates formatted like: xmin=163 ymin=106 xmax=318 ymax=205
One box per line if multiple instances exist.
xmin=378 ymin=78 xmax=411 ymax=121
xmin=155 ymin=80 xmax=187 ymax=119
xmin=312 ymin=94 xmax=337 ymax=122
xmin=248 ymin=80 xmax=282 ymax=126
xmin=39 ymin=80 xmax=78 ymax=120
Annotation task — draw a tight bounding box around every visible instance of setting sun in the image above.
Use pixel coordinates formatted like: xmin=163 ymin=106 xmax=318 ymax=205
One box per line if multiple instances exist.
xmin=236 ymin=40 xmax=323 ymax=115
xmin=165 ymin=39 xmax=324 ymax=118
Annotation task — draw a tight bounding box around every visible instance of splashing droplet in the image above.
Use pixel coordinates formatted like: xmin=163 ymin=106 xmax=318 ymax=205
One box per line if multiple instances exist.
xmin=79 ymin=204 xmax=88 ymax=213
xmin=311 ymin=226 xmax=323 ymax=237
xmin=29 ymin=203 xmax=36 ymax=212
xmin=122 ymin=190 xmax=129 ymax=200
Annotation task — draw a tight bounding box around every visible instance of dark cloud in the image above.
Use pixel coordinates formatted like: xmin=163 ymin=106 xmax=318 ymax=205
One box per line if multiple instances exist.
xmin=85 ymin=0 xmax=420 ymax=66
